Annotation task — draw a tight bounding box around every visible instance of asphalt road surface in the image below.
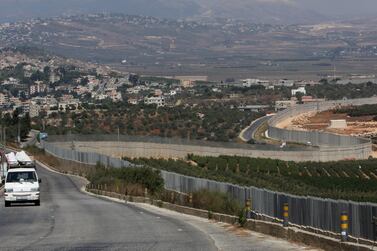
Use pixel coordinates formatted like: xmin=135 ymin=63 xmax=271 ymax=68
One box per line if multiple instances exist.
xmin=0 ymin=164 xmax=317 ymax=251
xmin=240 ymin=115 xmax=272 ymax=143
xmin=0 ymin=165 xmax=217 ymax=251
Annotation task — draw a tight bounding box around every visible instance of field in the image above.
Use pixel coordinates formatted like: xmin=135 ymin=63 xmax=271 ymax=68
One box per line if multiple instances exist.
xmin=127 ymin=155 xmax=377 ymax=203
xmin=289 ymin=105 xmax=377 ymax=138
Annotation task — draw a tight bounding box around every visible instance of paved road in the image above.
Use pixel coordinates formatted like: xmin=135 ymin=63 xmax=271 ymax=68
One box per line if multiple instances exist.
xmin=0 ymin=165 xmax=318 ymax=251
xmin=240 ymin=115 xmax=272 ymax=143
xmin=0 ymin=165 xmax=216 ymax=251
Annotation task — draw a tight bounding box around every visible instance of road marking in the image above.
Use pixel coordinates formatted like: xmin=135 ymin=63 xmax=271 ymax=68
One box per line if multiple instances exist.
xmin=178 ymin=228 xmax=183 ymax=232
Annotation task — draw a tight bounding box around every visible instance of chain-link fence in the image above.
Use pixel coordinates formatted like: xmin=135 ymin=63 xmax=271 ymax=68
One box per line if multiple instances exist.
xmin=41 ymin=140 xmax=377 ymax=241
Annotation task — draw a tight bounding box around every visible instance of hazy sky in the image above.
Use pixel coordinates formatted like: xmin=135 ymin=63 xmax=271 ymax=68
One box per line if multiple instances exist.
xmin=0 ymin=0 xmax=376 ymax=23
xmin=293 ymin=0 xmax=377 ymax=16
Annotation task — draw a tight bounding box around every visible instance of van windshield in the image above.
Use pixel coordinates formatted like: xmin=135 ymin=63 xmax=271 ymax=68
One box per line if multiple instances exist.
xmin=6 ymin=172 xmax=37 ymax=183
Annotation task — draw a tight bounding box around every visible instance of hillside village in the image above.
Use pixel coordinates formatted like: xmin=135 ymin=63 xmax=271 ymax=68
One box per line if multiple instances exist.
xmin=2 ymin=48 xmax=377 ymax=141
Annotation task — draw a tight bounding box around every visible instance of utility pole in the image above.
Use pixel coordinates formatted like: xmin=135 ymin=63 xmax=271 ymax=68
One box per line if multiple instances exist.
xmin=0 ymin=126 xmax=5 ymax=179
xmin=0 ymin=125 xmax=2 ymax=179
xmin=3 ymin=127 xmax=6 ymax=148
xmin=17 ymin=115 xmax=21 ymax=144
xmin=117 ymin=127 xmax=120 ymax=143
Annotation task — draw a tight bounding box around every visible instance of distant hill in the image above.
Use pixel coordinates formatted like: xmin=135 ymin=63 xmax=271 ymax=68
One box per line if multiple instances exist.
xmin=0 ymin=0 xmax=327 ymax=24
xmin=191 ymin=0 xmax=327 ymax=24
xmin=2 ymin=0 xmax=377 ymax=24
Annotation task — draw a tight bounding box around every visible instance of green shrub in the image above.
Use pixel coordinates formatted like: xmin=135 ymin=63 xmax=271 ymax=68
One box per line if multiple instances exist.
xmin=192 ymin=189 xmax=242 ymax=216
xmin=238 ymin=209 xmax=247 ymax=227
xmin=208 ymin=210 xmax=214 ymax=219
xmin=88 ymin=165 xmax=164 ymax=195
xmin=157 ymin=200 xmax=163 ymax=208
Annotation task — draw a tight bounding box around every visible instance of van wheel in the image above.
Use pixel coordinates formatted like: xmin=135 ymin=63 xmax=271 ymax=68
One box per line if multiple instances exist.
xmin=35 ymin=200 xmax=40 ymax=206
xmin=4 ymin=201 xmax=11 ymax=207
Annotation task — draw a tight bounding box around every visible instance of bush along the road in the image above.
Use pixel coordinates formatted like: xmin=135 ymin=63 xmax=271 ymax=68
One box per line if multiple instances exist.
xmin=128 ymin=155 xmax=377 ymax=203
xmin=192 ymin=189 xmax=242 ymax=216
xmin=29 ymin=146 xmax=249 ymax=218
xmin=87 ymin=164 xmax=164 ymax=196
xmin=26 ymin=146 xmax=165 ymax=197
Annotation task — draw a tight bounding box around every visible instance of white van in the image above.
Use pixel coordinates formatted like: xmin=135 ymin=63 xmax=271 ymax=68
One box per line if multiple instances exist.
xmin=2 ymin=168 xmax=41 ymax=207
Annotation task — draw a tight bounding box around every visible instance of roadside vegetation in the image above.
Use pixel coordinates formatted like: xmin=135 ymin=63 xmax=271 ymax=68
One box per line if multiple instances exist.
xmin=27 ymin=146 xmax=243 ymax=217
xmin=87 ymin=165 xmax=164 ymax=195
xmin=191 ymin=189 xmax=242 ymax=216
xmin=127 ymin=155 xmax=377 ymax=203
xmin=27 ymin=146 xmax=163 ymax=196
xmin=0 ymin=109 xmax=31 ymax=142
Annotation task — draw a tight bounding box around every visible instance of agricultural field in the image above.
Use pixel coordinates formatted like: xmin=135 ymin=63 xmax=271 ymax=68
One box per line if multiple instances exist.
xmin=127 ymin=155 xmax=377 ymax=203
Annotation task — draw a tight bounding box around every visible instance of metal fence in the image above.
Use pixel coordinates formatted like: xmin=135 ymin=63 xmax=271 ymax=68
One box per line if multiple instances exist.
xmin=41 ymin=140 xmax=377 ymax=241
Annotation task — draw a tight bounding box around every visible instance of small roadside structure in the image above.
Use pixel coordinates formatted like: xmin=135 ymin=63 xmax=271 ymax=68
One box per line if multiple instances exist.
xmin=329 ymin=119 xmax=347 ymax=129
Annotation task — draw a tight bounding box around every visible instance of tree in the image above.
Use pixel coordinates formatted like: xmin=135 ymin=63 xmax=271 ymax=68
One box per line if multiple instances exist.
xmin=43 ymin=66 xmax=51 ymax=80
xmin=295 ymin=92 xmax=304 ymax=104
xmin=80 ymin=77 xmax=89 ymax=86
xmin=128 ymin=74 xmax=139 ymax=85
xmin=30 ymin=70 xmax=44 ymax=81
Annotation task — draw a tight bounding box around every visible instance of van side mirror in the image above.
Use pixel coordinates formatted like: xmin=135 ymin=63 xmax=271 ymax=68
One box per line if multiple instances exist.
xmin=38 ymin=178 xmax=42 ymax=184
xmin=1 ymin=180 xmax=4 ymax=185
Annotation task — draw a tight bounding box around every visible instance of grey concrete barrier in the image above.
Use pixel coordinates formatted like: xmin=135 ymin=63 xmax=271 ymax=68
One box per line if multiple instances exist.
xmin=268 ymin=97 xmax=377 ymax=160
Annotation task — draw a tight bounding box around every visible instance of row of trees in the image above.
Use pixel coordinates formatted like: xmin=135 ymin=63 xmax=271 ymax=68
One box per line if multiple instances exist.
xmin=42 ymin=101 xmax=261 ymax=142
xmin=334 ymin=104 xmax=377 ymax=117
xmin=128 ymin=155 xmax=377 ymax=203
xmin=0 ymin=109 xmax=31 ymax=142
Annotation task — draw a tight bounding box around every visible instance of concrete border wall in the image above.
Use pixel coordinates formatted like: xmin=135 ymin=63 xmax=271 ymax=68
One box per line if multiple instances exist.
xmin=268 ymin=97 xmax=377 ymax=159
xmin=58 ymin=141 xmax=319 ymax=162
xmin=47 ymin=135 xmax=368 ymax=162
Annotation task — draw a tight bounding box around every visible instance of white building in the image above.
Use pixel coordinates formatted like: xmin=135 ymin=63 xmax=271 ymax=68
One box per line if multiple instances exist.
xmin=49 ymin=73 xmax=60 ymax=83
xmin=29 ymin=101 xmax=40 ymax=118
xmin=58 ymin=101 xmax=80 ymax=112
xmin=275 ymin=100 xmax=297 ymax=111
xmin=291 ymin=87 xmax=306 ymax=96
xmin=3 ymin=77 xmax=20 ymax=87
xmin=105 ymin=89 xmax=122 ymax=102
xmin=29 ymin=81 xmax=47 ymax=95
xmin=144 ymin=96 xmax=165 ymax=107
xmin=242 ymin=79 xmax=270 ymax=88
xmin=0 ymin=93 xmax=9 ymax=106
xmin=128 ymin=98 xmax=140 ymax=105
xmin=278 ymin=79 xmax=295 ymax=87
